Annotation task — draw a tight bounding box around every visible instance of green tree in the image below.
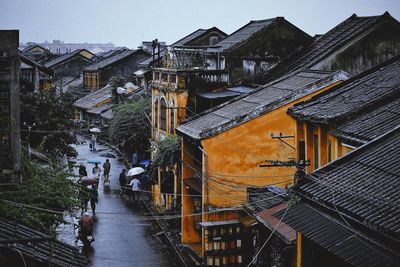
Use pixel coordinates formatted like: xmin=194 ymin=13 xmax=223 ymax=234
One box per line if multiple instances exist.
xmin=152 ymin=135 xmax=181 ymax=169
xmin=109 ymin=75 xmax=126 ymax=103
xmin=20 ymin=89 xmax=77 ymax=158
xmin=108 ymin=96 xmax=151 ymax=147
xmin=0 ymin=156 xmax=79 ymax=231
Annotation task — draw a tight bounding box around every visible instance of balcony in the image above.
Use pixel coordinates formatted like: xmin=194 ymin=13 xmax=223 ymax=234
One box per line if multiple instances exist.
xmin=152 ymin=68 xmax=228 ymax=92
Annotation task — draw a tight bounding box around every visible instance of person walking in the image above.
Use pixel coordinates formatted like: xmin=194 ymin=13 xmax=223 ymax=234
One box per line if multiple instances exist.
xmin=129 ymin=176 xmax=141 ymax=204
xmin=103 ymin=159 xmax=111 ymax=185
xmin=119 ymin=169 xmax=127 ymax=196
xmin=90 ymin=184 xmax=99 ymax=215
xmin=90 ymin=134 xmax=97 ymax=151
xmin=92 ymin=163 xmax=101 ymax=179
xmin=79 ymin=164 xmax=88 ymax=177
xmin=79 ymin=184 xmax=91 ymax=214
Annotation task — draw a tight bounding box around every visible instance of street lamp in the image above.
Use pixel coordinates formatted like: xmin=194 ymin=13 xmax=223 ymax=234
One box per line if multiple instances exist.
xmin=23 ymin=122 xmax=35 ymax=158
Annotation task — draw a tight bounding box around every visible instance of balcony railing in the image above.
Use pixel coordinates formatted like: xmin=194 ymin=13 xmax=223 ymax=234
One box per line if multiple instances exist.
xmin=152 ymin=68 xmax=228 ymax=91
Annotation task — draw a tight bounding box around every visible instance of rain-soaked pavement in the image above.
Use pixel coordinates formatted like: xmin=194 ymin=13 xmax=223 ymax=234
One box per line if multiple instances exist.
xmin=65 ymin=137 xmax=175 ymax=267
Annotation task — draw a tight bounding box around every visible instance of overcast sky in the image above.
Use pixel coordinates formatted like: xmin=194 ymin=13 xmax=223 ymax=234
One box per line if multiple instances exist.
xmin=1 ymin=0 xmax=399 ymax=48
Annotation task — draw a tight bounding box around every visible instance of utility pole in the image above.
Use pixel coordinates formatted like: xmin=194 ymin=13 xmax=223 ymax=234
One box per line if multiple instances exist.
xmin=23 ymin=122 xmax=35 ymax=158
xmin=259 ymin=134 xmax=309 ymax=186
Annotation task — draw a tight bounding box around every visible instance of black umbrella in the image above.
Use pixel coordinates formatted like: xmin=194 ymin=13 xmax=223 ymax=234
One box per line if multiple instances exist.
xmin=99 ymin=153 xmax=116 ymax=158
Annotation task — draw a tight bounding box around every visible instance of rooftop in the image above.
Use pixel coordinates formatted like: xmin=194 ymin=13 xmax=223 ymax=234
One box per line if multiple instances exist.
xmin=275 ymin=204 xmax=400 ymax=266
xmin=261 ymin=12 xmax=398 ymax=82
xmin=44 ymin=49 xmax=93 ymax=68
xmin=73 ymin=84 xmax=112 ymax=109
xmin=0 ymin=218 xmax=87 ymax=267
xmin=298 ymin=125 xmax=400 ymax=247
xmin=20 ymin=42 xmax=116 ymax=54
xmin=209 ymin=18 xmax=285 ymax=54
xmin=84 ymin=49 xmax=148 ymax=71
xmin=332 ymin=97 xmax=400 ymax=146
xmin=18 ymin=52 xmax=53 ymax=75
xmin=288 ymin=56 xmax=400 ymax=124
xmin=177 ymin=69 xmax=348 ymax=140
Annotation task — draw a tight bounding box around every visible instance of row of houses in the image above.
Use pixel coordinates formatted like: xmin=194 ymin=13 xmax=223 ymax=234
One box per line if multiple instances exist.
xmin=146 ymin=12 xmax=400 ymax=266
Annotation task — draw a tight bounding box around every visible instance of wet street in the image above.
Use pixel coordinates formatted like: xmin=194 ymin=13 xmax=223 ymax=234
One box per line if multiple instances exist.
xmin=72 ymin=138 xmax=175 ymax=267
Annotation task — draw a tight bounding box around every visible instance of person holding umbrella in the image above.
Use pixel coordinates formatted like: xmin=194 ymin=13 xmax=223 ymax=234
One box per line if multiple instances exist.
xmin=127 ymin=167 xmax=145 ymax=204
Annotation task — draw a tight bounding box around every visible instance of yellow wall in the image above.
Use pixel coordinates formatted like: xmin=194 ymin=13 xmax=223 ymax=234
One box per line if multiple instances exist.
xmin=199 ymin=83 xmax=340 ymax=207
xmin=297 ymin=123 xmax=354 ymax=173
xmin=151 ymin=87 xmax=188 ymax=208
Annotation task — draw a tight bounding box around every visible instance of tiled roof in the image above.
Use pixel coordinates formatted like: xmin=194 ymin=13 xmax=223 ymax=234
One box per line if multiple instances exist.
xmin=18 ymin=52 xmax=53 ymax=75
xmin=92 ymin=47 xmax=129 ymax=62
xmin=298 ymin=126 xmax=400 ymax=245
xmin=0 ymin=218 xmax=87 ymax=267
xmin=288 ymin=56 xmax=400 ymax=124
xmin=275 ymin=204 xmax=400 ymax=266
xmin=21 ymin=43 xmax=116 ymax=54
xmin=177 ymin=69 xmax=348 ymax=140
xmin=261 ymin=12 xmax=397 ymax=82
xmin=210 ymin=18 xmax=278 ymax=54
xmin=73 ymin=85 xmax=112 ymax=109
xmin=84 ymin=50 xmax=137 ymax=71
xmin=332 ymin=97 xmax=400 ymax=146
xmin=44 ymin=49 xmax=92 ymax=68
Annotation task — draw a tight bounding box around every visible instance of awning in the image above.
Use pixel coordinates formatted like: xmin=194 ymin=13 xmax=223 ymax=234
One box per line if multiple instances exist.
xmin=134 ymin=69 xmax=150 ymax=76
xmin=100 ymin=109 xmax=113 ymax=120
xmin=240 ymin=216 xmax=258 ymax=227
xmin=196 ymin=90 xmax=241 ymax=99
xmin=184 ymin=177 xmax=202 ymax=195
xmin=274 ymin=204 xmax=400 ymax=266
xmin=256 ymin=203 xmax=296 ymax=244
xmin=198 ymin=220 xmax=240 ymax=227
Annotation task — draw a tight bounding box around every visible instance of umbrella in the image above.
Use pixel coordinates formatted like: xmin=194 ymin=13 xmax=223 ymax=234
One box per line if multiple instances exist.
xmin=79 ymin=177 xmax=99 ymax=185
xmin=139 ymin=160 xmax=150 ymax=167
xmin=89 ymin=128 xmax=101 ymax=133
xmin=127 ymin=167 xmax=145 ymax=177
xmin=87 ymin=159 xmax=101 ymax=164
xmin=99 ymin=153 xmax=116 ymax=158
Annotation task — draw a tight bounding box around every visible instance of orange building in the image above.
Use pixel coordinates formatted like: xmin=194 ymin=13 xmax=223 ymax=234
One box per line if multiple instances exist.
xmin=176 ymin=69 xmax=348 ymax=264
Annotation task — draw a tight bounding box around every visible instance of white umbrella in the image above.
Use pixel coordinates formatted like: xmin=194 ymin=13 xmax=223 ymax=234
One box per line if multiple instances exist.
xmin=127 ymin=167 xmax=145 ymax=177
xmin=89 ymin=128 xmax=101 ymax=133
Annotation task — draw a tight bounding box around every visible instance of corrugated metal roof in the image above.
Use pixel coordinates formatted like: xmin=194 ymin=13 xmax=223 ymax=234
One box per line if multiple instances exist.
xmin=275 ymin=204 xmax=400 ymax=266
xmin=177 ymin=69 xmax=347 ymax=140
xmin=288 ymin=56 xmax=400 ymax=124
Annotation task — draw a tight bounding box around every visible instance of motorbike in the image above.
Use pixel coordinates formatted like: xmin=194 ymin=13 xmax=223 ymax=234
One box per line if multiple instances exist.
xmin=75 ymin=220 xmax=95 ymax=250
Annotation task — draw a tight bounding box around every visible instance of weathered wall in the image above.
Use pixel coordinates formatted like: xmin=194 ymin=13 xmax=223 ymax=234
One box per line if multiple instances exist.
xmin=313 ymin=19 xmax=400 ymax=76
xmin=224 ymin=21 xmax=312 ymax=83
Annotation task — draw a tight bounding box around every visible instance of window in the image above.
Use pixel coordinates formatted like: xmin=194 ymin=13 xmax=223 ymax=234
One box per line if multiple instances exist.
xmin=160 ymin=97 xmax=167 ymax=131
xmin=154 ymin=98 xmax=159 ymax=129
xmin=328 ymin=139 xmax=332 ymax=162
xmin=237 ymin=255 xmax=242 ymax=263
xmin=213 ymin=242 xmax=220 ymax=251
xmin=209 ymin=35 xmax=219 ymax=45
xmin=170 ymin=99 xmax=175 ymax=133
xmin=207 ymin=257 xmax=213 ymax=266
xmin=237 ymin=239 xmax=242 ymax=248
xmin=314 ymin=134 xmax=319 ymax=169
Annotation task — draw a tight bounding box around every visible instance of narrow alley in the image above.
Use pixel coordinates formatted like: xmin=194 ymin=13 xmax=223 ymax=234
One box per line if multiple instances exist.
xmin=73 ymin=137 xmax=175 ymax=267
